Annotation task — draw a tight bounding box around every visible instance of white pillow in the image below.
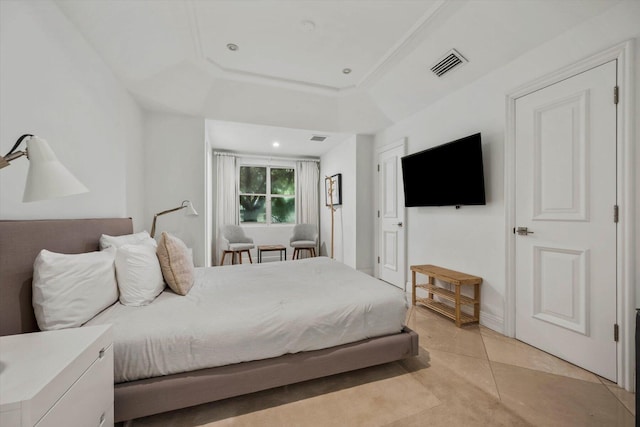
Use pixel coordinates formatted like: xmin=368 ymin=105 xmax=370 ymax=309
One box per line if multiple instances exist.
xmin=33 ymin=248 xmax=118 ymax=331
xmin=99 ymin=231 xmax=156 ymax=250
xmin=115 ymin=244 xmax=165 ymax=306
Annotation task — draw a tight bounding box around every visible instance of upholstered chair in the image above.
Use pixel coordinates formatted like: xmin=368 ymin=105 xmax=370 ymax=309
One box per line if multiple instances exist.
xmin=219 ymin=225 xmax=255 ymax=265
xmin=290 ymin=224 xmax=318 ymax=259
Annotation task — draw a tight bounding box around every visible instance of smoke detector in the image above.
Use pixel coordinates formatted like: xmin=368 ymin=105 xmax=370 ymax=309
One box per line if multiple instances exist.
xmin=431 ymin=49 xmax=467 ymax=77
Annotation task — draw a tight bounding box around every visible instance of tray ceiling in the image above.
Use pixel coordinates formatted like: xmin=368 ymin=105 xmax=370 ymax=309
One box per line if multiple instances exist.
xmin=54 ymin=0 xmax=620 ymax=136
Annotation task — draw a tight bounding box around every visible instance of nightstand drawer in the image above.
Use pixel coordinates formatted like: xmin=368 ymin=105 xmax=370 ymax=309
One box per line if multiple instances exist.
xmin=36 ymin=345 xmax=113 ymax=427
xmin=1 ymin=325 xmax=113 ymax=427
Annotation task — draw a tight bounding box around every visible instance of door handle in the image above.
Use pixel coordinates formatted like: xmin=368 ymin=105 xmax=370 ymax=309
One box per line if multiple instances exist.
xmin=396 ymin=222 xmax=403 ymax=227
xmin=515 ymin=226 xmax=534 ymax=236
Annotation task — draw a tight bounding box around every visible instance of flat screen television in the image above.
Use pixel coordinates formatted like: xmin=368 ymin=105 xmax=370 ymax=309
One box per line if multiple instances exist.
xmin=401 ymin=133 xmax=486 ymax=207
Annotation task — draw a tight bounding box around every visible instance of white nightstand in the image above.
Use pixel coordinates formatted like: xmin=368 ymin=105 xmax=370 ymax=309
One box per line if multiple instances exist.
xmin=0 ymin=325 xmax=113 ymax=427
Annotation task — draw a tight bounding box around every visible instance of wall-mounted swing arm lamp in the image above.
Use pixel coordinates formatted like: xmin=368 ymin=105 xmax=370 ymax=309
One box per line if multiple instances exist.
xmin=150 ymin=200 xmax=198 ymax=238
xmin=0 ymin=134 xmax=89 ymax=202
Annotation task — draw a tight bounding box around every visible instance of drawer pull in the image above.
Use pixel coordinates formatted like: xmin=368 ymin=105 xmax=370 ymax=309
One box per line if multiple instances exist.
xmin=99 ymin=412 xmax=106 ymax=426
xmin=99 ymin=348 xmax=106 ymax=359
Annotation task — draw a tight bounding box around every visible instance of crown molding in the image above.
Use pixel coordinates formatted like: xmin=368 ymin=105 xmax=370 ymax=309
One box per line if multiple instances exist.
xmin=185 ymin=0 xmax=204 ymax=60
xmin=357 ymin=0 xmax=454 ymax=89
xmin=186 ymin=0 xmax=453 ymax=96
xmin=204 ymin=57 xmax=356 ymax=96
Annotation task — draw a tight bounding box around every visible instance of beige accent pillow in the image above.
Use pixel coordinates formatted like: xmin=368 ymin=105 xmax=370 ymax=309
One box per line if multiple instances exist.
xmin=156 ymin=232 xmax=194 ymax=295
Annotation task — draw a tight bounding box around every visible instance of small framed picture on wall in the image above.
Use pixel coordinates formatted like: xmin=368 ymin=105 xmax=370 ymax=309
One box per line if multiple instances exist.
xmin=325 ymin=173 xmax=342 ymax=206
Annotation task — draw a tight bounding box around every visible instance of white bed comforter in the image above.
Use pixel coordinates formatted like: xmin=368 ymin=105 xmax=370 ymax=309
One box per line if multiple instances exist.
xmin=86 ymin=257 xmax=408 ymax=383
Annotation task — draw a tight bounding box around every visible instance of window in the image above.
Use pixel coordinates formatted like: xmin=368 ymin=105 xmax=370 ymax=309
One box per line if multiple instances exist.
xmin=239 ymin=165 xmax=295 ymax=224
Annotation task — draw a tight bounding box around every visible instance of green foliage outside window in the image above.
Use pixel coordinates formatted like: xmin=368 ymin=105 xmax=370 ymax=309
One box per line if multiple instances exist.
xmin=239 ymin=167 xmax=266 ymax=223
xmin=239 ymin=166 xmax=295 ymax=224
xmin=239 ymin=167 xmax=266 ymax=193
xmin=271 ymin=196 xmax=295 ymax=223
xmin=270 ymin=168 xmax=295 ymax=195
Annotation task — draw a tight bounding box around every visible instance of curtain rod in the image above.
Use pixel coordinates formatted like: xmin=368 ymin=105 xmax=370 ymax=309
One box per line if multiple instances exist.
xmin=213 ymin=151 xmax=320 ymax=163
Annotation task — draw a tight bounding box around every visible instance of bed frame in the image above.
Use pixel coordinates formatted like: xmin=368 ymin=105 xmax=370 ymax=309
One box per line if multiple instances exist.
xmin=0 ymin=218 xmax=419 ymax=422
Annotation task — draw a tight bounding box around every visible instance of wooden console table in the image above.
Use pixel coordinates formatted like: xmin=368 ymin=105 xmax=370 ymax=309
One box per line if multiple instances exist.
xmin=410 ymin=264 xmax=482 ymax=327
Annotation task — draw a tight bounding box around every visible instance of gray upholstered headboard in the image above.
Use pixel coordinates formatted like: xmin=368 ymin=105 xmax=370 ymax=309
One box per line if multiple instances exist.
xmin=0 ymin=218 xmax=133 ymax=336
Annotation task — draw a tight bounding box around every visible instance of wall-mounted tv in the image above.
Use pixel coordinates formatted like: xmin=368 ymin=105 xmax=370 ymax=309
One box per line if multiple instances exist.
xmin=401 ymin=133 xmax=486 ymax=207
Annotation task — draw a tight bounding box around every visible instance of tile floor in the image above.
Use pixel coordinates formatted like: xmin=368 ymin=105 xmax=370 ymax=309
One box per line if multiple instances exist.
xmin=124 ymin=305 xmax=635 ymax=426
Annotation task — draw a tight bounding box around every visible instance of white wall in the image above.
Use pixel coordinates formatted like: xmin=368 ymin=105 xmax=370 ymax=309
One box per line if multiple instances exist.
xmin=320 ymin=135 xmax=374 ymax=273
xmin=355 ymin=136 xmax=374 ymax=274
xmin=0 ymin=0 xmax=144 ymax=227
xmin=374 ymin=1 xmax=640 ymax=332
xmin=143 ymin=112 xmax=206 ymax=266
xmin=320 ymin=137 xmax=356 ymax=265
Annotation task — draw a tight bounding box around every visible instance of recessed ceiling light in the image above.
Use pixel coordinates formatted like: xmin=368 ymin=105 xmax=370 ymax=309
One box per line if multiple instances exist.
xmin=272 ymin=142 xmax=280 ymax=147
xmin=227 ymin=43 xmax=239 ymax=52
xmin=342 ymin=68 xmax=352 ymax=74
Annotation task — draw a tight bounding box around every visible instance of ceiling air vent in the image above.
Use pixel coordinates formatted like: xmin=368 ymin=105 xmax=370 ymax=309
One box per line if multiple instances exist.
xmin=310 ymin=135 xmax=327 ymax=142
xmin=431 ymin=49 xmax=467 ymax=77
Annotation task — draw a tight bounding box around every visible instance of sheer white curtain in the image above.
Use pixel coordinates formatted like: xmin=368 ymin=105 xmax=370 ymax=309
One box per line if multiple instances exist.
xmin=296 ymin=161 xmax=320 ymax=227
xmin=215 ymin=154 xmax=237 ymax=265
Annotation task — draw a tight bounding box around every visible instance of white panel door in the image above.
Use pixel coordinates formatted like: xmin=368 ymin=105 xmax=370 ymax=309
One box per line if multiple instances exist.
xmin=378 ymin=142 xmax=406 ymax=289
xmin=515 ymin=60 xmax=617 ymax=381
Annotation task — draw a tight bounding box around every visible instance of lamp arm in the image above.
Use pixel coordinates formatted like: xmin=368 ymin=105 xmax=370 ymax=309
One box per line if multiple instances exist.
xmin=5 ymin=134 xmax=33 ymax=157
xmin=0 ymin=151 xmax=27 ymax=169
xmin=1 ymin=134 xmax=33 ymax=170
xmin=150 ymin=205 xmax=186 ymax=238
xmin=155 ymin=205 xmax=187 ymax=217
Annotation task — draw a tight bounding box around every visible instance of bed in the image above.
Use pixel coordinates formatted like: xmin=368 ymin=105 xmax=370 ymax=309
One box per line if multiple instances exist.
xmin=0 ymin=218 xmax=418 ymax=422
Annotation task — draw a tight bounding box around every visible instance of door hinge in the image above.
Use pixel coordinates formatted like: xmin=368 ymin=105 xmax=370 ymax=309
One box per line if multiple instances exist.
xmin=614 ymin=323 xmax=619 ymax=342
xmin=614 ymin=204 xmax=619 ymax=223
xmin=614 ymin=86 xmax=619 ymax=105
xmin=377 ymin=256 xmax=380 ymax=264
xmin=377 ymin=164 xmax=380 ymax=172
xmin=377 ymin=210 xmax=380 ymax=218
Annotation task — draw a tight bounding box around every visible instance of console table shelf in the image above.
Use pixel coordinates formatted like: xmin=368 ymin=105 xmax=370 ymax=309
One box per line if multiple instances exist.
xmin=411 ymin=264 xmax=482 ymax=327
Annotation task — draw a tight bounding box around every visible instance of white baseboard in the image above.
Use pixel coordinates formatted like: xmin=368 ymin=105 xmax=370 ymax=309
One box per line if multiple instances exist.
xmin=358 ymin=268 xmax=374 ymax=277
xmin=479 ymin=311 xmax=504 ymax=335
